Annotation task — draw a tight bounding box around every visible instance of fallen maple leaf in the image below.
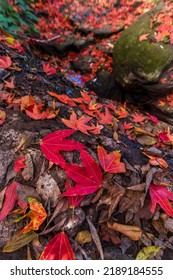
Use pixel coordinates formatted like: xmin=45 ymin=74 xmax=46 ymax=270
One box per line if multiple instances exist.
xmin=116 ymin=106 xmax=128 ymax=118
xmin=21 ymin=197 xmax=47 ymax=233
xmin=48 ymin=92 xmax=76 ymax=106
xmin=61 ymin=150 xmax=102 ymax=196
xmin=0 ymin=182 xmax=28 ymax=222
xmin=149 ymin=184 xmax=173 ymax=217
xmin=132 ymin=112 xmax=145 ymax=123
xmin=14 ymin=156 xmax=27 ymax=173
xmin=62 ymin=111 xmax=99 ymax=135
xmin=97 ymin=146 xmax=126 ymax=173
xmin=139 ymin=33 xmax=149 ymax=41
xmin=40 ymin=232 xmax=75 ymax=260
xmin=42 ymin=63 xmax=56 ymax=75
xmin=25 ymin=103 xmax=56 ymax=120
xmin=123 ymin=121 xmax=133 ymax=130
xmin=97 ymin=107 xmax=113 ymax=125
xmin=147 ymin=114 xmax=159 ymax=124
xmin=158 ymin=132 xmax=170 ymax=143
xmin=40 ymin=129 xmax=86 ymax=166
xmin=0 ymin=55 xmax=12 ymax=69
xmin=65 ymin=178 xmax=85 ymax=208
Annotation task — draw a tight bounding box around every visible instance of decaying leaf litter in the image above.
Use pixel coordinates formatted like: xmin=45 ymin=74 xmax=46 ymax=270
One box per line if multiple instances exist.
xmin=1 ymin=0 xmax=173 ymax=260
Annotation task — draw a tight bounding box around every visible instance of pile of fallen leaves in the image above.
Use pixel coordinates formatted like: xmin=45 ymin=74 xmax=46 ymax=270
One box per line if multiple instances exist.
xmin=0 ymin=0 xmax=173 ymax=260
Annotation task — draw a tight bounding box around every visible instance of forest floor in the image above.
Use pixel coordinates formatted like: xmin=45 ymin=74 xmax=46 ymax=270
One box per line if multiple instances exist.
xmin=0 ymin=0 xmax=173 ymax=260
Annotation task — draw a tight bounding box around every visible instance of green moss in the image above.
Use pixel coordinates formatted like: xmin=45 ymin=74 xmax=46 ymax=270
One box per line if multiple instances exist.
xmin=113 ymin=9 xmax=173 ymax=87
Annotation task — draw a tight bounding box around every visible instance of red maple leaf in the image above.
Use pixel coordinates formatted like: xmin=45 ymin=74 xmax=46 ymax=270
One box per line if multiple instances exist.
xmin=0 ymin=56 xmax=12 ymax=69
xmin=65 ymin=178 xmax=85 ymax=207
xmin=158 ymin=132 xmax=170 ymax=143
xmin=149 ymin=184 xmax=173 ymax=217
xmin=25 ymin=103 xmax=56 ymax=120
xmin=132 ymin=112 xmax=145 ymax=123
xmin=123 ymin=121 xmax=133 ymax=130
xmin=40 ymin=129 xmax=86 ymax=167
xmin=0 ymin=182 xmax=28 ymax=222
xmin=48 ymin=92 xmax=76 ymax=106
xmin=42 ymin=63 xmax=56 ymax=75
xmin=97 ymin=107 xmax=113 ymax=125
xmin=40 ymin=232 xmax=75 ymax=260
xmin=61 ymin=150 xmax=102 ymax=196
xmin=62 ymin=111 xmax=100 ymax=135
xmin=97 ymin=145 xmax=126 ymax=173
xmin=147 ymin=114 xmax=159 ymax=124
xmin=14 ymin=156 xmax=27 ymax=173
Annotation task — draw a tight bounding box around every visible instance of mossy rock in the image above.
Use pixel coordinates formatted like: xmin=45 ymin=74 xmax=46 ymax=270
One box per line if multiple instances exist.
xmin=113 ymin=4 xmax=173 ymax=93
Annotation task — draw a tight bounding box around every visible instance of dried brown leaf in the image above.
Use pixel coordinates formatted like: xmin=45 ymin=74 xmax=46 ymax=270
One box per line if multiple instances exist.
xmin=86 ymin=215 xmax=104 ymax=260
xmin=107 ymin=220 xmax=142 ymax=241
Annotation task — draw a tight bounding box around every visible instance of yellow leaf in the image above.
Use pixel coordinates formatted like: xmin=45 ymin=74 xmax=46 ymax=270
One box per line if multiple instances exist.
xmin=76 ymin=230 xmax=92 ymax=244
xmin=21 ymin=197 xmax=47 ymax=233
xmin=5 ymin=36 xmax=15 ymax=44
xmin=136 ymin=246 xmax=161 ymax=260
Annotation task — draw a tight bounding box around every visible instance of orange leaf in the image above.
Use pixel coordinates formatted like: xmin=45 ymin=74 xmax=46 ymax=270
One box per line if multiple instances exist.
xmin=139 ymin=33 xmax=149 ymax=41
xmin=97 ymin=146 xmax=126 ymax=173
xmin=25 ymin=103 xmax=55 ymax=120
xmin=40 ymin=232 xmax=75 ymax=260
xmin=62 ymin=111 xmax=98 ymax=135
xmin=132 ymin=112 xmax=145 ymax=123
xmin=0 ymin=56 xmax=12 ymax=69
xmin=42 ymin=63 xmax=56 ymax=75
xmin=107 ymin=220 xmax=142 ymax=241
xmin=48 ymin=92 xmax=76 ymax=106
xmin=0 ymin=110 xmax=6 ymax=125
xmin=97 ymin=107 xmax=113 ymax=125
xmin=21 ymin=197 xmax=47 ymax=233
xmin=116 ymin=106 xmax=128 ymax=118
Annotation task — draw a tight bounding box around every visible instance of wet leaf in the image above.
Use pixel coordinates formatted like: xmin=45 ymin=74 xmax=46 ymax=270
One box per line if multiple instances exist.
xmin=3 ymin=231 xmax=37 ymax=252
xmin=40 ymin=232 xmax=75 ymax=260
xmin=136 ymin=246 xmax=161 ymax=260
